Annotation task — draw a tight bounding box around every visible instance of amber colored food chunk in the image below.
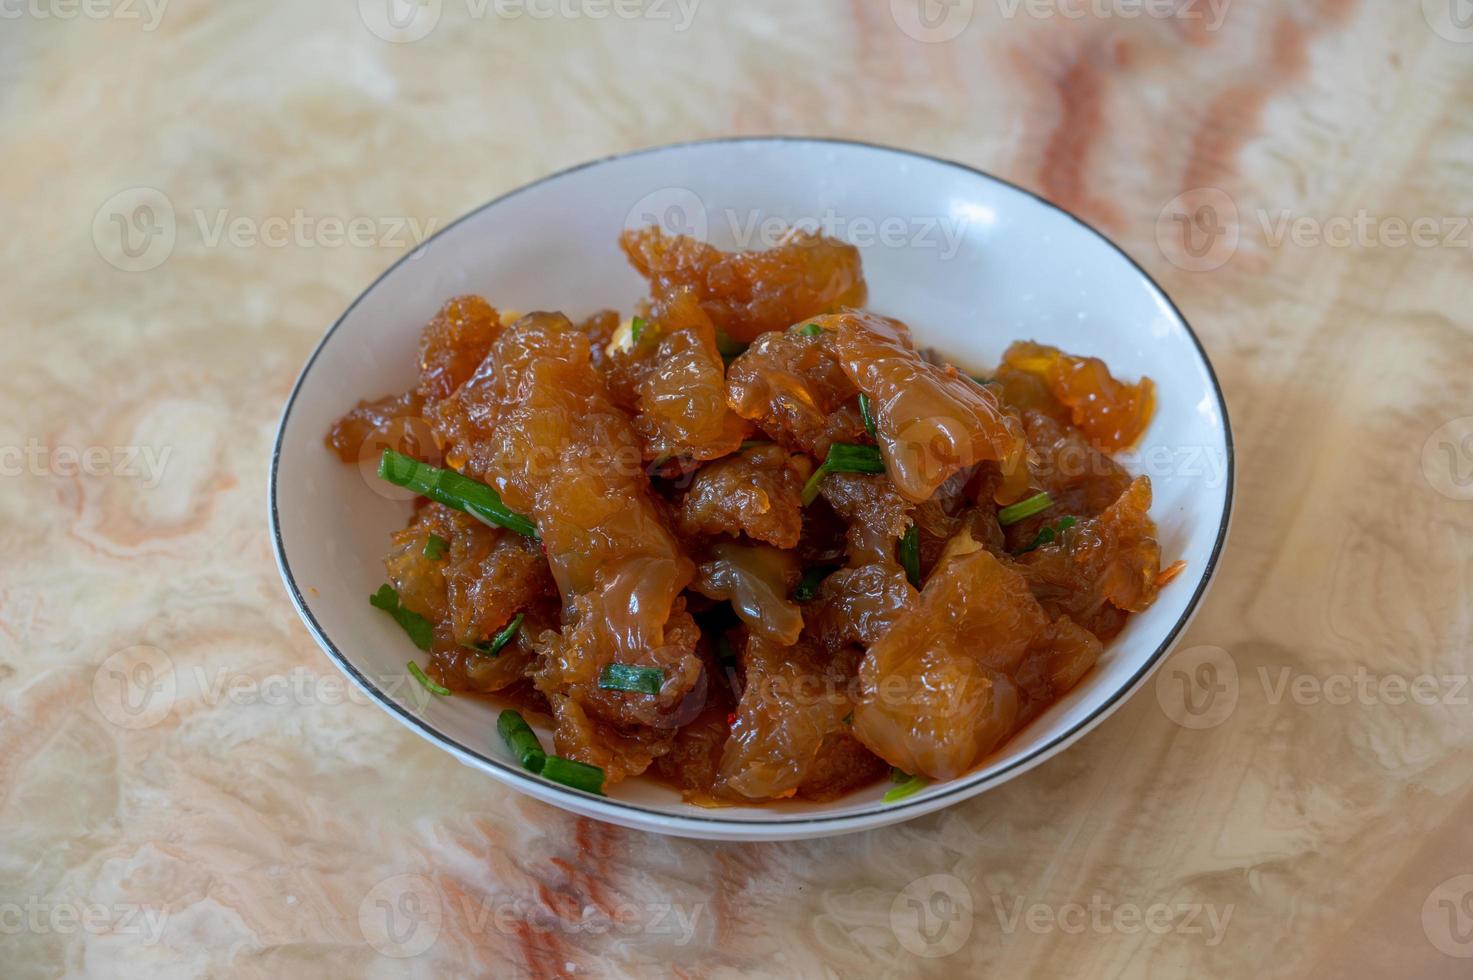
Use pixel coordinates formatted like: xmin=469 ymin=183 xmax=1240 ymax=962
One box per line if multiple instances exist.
xmin=620 ymin=226 xmax=867 ymax=343
xmin=693 ymin=541 xmax=804 ymax=646
xmin=798 ymin=731 xmax=891 ymax=802
xmin=1013 ymin=616 xmax=1102 ymax=724
xmin=427 ymin=598 xmax=556 ymax=695
xmin=808 ymin=562 xmax=918 ymax=656
xmin=999 ymin=340 xmax=1155 ymax=450
xmin=441 ymin=313 xmax=704 ymax=760
xmin=828 ymin=310 xmax=1029 ymax=504
xmin=650 ymin=703 xmax=734 ymax=801
xmin=547 ymin=693 xmax=677 ymax=785
xmin=1020 ymin=409 xmax=1132 ymax=520
xmin=716 ymin=634 xmax=853 ymax=801
xmin=725 ymin=327 xmax=867 ymax=457
xmin=1015 ymin=476 xmax=1162 ymax=641
xmin=852 ymin=548 xmax=1050 ymax=780
xmin=678 ymin=444 xmax=807 ymax=548
xmin=819 ymin=473 xmax=913 ymax=566
xmin=385 ymin=502 xmax=554 ymax=648
xmin=327 ymin=296 xmax=503 ymax=463
xmin=634 ymin=289 xmax=748 ymax=461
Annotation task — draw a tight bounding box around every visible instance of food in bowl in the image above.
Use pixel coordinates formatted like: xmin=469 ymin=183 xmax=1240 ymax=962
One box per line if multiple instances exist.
xmin=325 ymin=225 xmax=1178 ymax=804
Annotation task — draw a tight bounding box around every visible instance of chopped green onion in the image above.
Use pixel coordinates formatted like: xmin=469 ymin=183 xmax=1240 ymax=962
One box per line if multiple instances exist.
xmin=470 ymin=612 xmax=524 ymax=657
xmin=423 ymin=534 xmax=449 ymax=560
xmin=794 ymin=322 xmax=823 ymax=337
xmin=997 ymin=491 xmax=1053 ymax=527
xmin=792 ymin=565 xmax=835 ymax=602
xmin=1015 ymin=516 xmax=1077 ymax=555
xmin=598 ymin=663 xmax=665 ymax=695
xmin=631 ymin=316 xmax=650 ymax=345
xmin=739 ymin=440 xmax=773 ymax=451
xmin=540 ymin=755 xmax=606 ymax=795
xmin=899 ymin=526 xmax=921 ymax=587
xmin=800 ymin=443 xmax=886 ymax=506
xmin=407 ymin=661 xmax=451 ymax=697
xmin=858 ymin=392 xmax=877 ymax=438
xmin=497 ymin=710 xmax=547 ymax=772
xmin=378 ymin=450 xmax=538 ymax=539
xmin=370 ymin=584 xmax=434 ymax=651
xmin=883 ymin=769 xmax=927 ymax=803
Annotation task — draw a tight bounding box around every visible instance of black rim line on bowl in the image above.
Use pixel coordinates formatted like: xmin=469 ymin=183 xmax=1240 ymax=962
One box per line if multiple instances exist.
xmin=268 ymin=135 xmax=1236 ymax=830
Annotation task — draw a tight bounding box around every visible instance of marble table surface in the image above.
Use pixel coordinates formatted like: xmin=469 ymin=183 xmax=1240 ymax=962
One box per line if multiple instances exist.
xmin=4 ymin=1 xmax=1471 ymax=976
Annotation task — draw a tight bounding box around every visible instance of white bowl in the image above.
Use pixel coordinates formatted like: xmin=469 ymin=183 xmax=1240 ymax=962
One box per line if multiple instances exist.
xmin=270 ymin=138 xmax=1233 ymax=842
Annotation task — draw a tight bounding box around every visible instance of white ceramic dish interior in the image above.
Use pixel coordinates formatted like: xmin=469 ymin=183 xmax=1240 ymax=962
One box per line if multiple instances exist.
xmin=270 ymin=138 xmax=1233 ymax=842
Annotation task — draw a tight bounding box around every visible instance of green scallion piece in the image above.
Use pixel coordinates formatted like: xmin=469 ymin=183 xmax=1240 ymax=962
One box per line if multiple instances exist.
xmin=423 ymin=534 xmax=449 ymax=560
xmin=598 ymin=663 xmax=665 ymax=695
xmin=497 ymin=710 xmax=547 ymax=773
xmin=378 ymin=449 xmax=538 ymax=539
xmin=800 ymin=443 xmax=886 ymax=506
xmin=630 ymin=316 xmax=650 ymax=345
xmin=470 ymin=612 xmax=524 ymax=657
xmin=406 ymin=661 xmax=451 ymax=697
xmin=883 ymin=769 xmax=927 ymax=803
xmin=1015 ymin=516 xmax=1077 ymax=556
xmin=899 ymin=526 xmax=921 ymax=587
xmin=858 ymin=392 xmax=877 ymax=438
xmin=739 ymin=440 xmax=773 ymax=451
xmin=370 ymin=584 xmax=434 ymax=651
xmin=793 ymin=565 xmax=835 ymax=602
xmin=540 ymin=755 xmax=606 ymax=795
xmin=997 ymin=491 xmax=1053 ymax=527
xmin=794 ymin=322 xmax=823 ymax=337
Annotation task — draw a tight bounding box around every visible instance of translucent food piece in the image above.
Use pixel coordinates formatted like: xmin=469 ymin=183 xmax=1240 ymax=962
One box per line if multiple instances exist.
xmin=678 ymin=444 xmax=807 ymax=548
xmin=620 ymin=226 xmax=867 ymax=343
xmin=328 ymin=295 xmax=504 ymax=462
xmin=441 ymin=313 xmax=703 ymax=758
xmin=818 ymin=473 xmax=913 ymax=567
xmin=385 ymin=502 xmax=554 ymax=648
xmin=693 ymin=541 xmax=804 ymax=646
xmin=808 ymin=561 xmax=918 ymax=656
xmin=999 ymin=340 xmax=1155 ymax=450
xmin=725 ymin=326 xmax=867 ymax=457
xmin=634 ymin=289 xmax=748 ymax=461
xmin=716 ymin=634 xmax=852 ymax=801
xmin=1014 ymin=476 xmax=1162 ymax=641
xmin=852 ymin=548 xmax=1049 ymax=780
xmin=828 ymin=310 xmax=1029 ymax=504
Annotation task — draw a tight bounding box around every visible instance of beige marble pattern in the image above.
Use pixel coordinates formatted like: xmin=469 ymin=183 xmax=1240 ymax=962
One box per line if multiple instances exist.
xmin=2 ymin=0 xmax=1471 ymax=976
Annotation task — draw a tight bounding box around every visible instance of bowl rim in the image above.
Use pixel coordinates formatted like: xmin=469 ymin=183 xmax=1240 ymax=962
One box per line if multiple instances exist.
xmin=268 ymin=135 xmax=1235 ymax=833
